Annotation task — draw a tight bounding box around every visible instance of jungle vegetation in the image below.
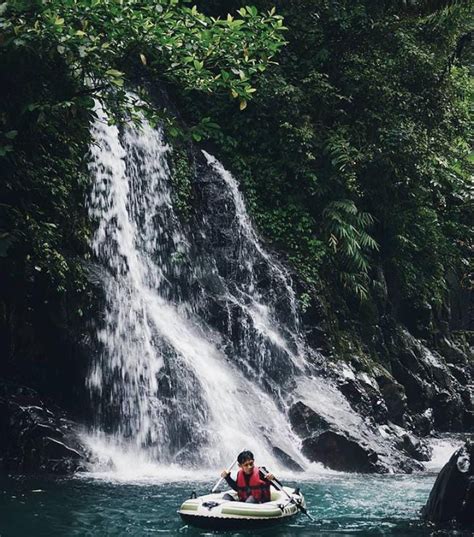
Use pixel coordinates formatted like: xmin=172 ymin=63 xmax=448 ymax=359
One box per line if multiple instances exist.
xmin=186 ymin=0 xmax=473 ymax=336
xmin=0 ymin=0 xmax=285 ymax=374
xmin=0 ymin=0 xmax=472 ymax=377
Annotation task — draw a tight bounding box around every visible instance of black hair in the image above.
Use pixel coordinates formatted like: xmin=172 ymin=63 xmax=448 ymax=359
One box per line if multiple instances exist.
xmin=237 ymin=450 xmax=254 ymax=464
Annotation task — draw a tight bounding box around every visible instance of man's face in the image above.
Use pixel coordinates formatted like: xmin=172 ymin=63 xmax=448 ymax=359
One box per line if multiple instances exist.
xmin=239 ymin=458 xmax=254 ymax=475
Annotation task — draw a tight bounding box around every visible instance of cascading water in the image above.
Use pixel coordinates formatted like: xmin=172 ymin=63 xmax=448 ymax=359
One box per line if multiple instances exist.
xmin=200 ymin=152 xmax=307 ymax=376
xmin=85 ymin=102 xmax=421 ymax=478
xmin=86 ymin=106 xmax=307 ymax=470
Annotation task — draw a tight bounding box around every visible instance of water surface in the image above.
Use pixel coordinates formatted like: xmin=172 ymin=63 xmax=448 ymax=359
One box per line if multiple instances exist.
xmin=0 ymin=471 xmax=461 ymax=537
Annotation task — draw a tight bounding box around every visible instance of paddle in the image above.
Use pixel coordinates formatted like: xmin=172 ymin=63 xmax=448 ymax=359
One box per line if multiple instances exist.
xmin=211 ymin=458 xmax=238 ymax=493
xmin=261 ymin=466 xmax=314 ymax=521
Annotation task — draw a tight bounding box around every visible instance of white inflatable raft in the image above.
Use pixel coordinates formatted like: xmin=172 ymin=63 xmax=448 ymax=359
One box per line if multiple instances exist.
xmin=178 ymin=487 xmax=306 ymax=530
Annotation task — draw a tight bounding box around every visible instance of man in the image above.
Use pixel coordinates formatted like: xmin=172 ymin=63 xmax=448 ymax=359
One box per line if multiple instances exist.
xmin=221 ymin=450 xmax=275 ymax=503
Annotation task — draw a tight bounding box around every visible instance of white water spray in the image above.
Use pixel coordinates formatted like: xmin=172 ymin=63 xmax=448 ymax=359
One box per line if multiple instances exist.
xmin=86 ymin=107 xmax=306 ymax=472
xmin=85 ymin=101 xmax=423 ymax=481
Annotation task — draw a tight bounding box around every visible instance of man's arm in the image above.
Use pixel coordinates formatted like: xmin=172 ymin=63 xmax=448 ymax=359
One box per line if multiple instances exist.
xmin=223 ymin=473 xmax=238 ymax=492
xmin=259 ymin=469 xmax=276 ymax=488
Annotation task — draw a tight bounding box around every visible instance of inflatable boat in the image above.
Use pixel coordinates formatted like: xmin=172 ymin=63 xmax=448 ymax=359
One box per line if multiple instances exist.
xmin=178 ymin=486 xmax=306 ymax=530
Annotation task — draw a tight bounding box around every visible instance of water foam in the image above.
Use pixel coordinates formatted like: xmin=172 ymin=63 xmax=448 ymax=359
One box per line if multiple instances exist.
xmin=86 ymin=106 xmax=307 ymax=473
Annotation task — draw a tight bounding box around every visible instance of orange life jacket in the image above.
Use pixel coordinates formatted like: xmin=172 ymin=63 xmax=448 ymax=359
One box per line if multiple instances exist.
xmin=236 ymin=466 xmax=271 ymax=503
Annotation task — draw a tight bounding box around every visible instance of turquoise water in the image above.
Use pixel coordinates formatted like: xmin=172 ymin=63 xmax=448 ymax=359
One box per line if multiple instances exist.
xmin=0 ymin=472 xmax=463 ymax=536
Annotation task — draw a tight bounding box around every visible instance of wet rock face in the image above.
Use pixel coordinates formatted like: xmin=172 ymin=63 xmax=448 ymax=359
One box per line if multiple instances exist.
xmin=377 ymin=376 xmax=407 ymax=426
xmin=385 ymin=328 xmax=472 ymax=433
xmin=301 ymin=431 xmax=381 ymax=473
xmin=289 ymin=302 xmax=471 ymax=473
xmin=422 ymin=441 xmax=474 ymax=528
xmin=337 ymin=325 xmax=472 ymax=439
xmin=397 ymin=433 xmax=432 ymax=462
xmin=0 ymin=383 xmax=89 ymax=475
xmin=192 ymin=156 xmax=301 ymax=393
xmin=288 ymin=401 xmax=331 ymax=438
xmin=338 ymin=377 xmax=388 ymax=424
xmin=271 ymin=446 xmax=304 ymax=472
xmin=288 ymin=399 xmax=425 ymax=474
xmin=410 ymin=410 xmax=434 ymax=437
xmin=432 ymin=391 xmax=465 ymax=431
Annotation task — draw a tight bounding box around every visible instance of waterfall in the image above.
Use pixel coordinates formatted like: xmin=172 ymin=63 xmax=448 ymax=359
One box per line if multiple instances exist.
xmin=85 ymin=96 xmax=429 ymax=480
xmin=85 ymin=103 xmax=421 ymax=479
xmin=86 ymin=107 xmax=307 ymax=470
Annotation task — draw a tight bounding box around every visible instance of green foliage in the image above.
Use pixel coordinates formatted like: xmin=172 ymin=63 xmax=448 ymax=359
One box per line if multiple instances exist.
xmin=0 ymin=0 xmax=471 ymax=355
xmin=0 ymin=23 xmax=93 ymax=315
xmin=0 ymin=0 xmax=286 ymax=121
xmin=323 ymin=200 xmax=378 ymax=299
xmin=396 ymin=0 xmax=472 ymax=17
xmin=169 ymin=145 xmax=194 ymax=222
xmin=181 ymin=0 xmax=472 ymax=317
xmin=256 ymin=203 xmax=326 ymax=284
xmin=0 ymin=0 xmax=286 ymax=356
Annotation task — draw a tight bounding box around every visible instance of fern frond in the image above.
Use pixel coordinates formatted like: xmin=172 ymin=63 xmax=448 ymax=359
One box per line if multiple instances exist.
xmin=323 ymin=199 xmax=379 ymax=299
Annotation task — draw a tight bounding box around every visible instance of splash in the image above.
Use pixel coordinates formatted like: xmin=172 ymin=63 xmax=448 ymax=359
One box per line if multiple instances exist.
xmin=86 ymin=107 xmax=305 ymax=472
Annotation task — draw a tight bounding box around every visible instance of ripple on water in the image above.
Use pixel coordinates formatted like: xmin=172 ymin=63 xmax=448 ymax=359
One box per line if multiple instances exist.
xmin=0 ymin=472 xmax=444 ymax=537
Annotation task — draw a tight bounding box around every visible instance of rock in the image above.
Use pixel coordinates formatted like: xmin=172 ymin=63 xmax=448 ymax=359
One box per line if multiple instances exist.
xmin=288 ymin=401 xmax=331 ymax=438
xmin=391 ymin=362 xmax=434 ymax=413
xmin=400 ymin=299 xmax=433 ymax=338
xmin=422 ymin=440 xmax=474 ymax=528
xmin=377 ymin=376 xmax=407 ymax=425
xmin=192 ymin=156 xmax=302 ymax=389
xmin=397 ymin=456 xmax=425 ymax=474
xmin=399 ymin=433 xmax=432 ymax=462
xmin=339 ymin=376 xmax=388 ymax=424
xmin=301 ymin=431 xmax=381 ymax=473
xmin=380 ymin=327 xmax=472 ymax=432
xmin=173 ymin=440 xmax=205 ymax=465
xmin=432 ymin=391 xmax=464 ymax=431
xmin=437 ymin=336 xmax=471 ymax=365
xmin=0 ymin=382 xmax=89 ymax=475
xmin=271 ymin=446 xmax=304 ymax=472
xmin=447 ymin=364 xmax=469 ymax=385
xmin=410 ymin=410 xmax=434 ymax=437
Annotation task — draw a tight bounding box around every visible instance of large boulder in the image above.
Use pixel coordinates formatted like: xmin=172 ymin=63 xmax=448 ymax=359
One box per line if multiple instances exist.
xmin=289 ymin=398 xmax=426 ymax=473
xmin=422 ymin=440 xmax=474 ymax=528
xmin=289 ymin=401 xmax=382 ymax=473
xmin=288 ymin=401 xmax=331 ymax=438
xmin=271 ymin=446 xmax=304 ymax=472
xmin=289 ymin=401 xmax=382 ymax=472
xmin=301 ymin=431 xmax=381 ymax=473
xmin=0 ymin=383 xmax=89 ymax=474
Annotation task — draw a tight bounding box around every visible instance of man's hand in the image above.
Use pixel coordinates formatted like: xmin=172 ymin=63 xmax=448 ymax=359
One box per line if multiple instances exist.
xmin=264 ymin=472 xmax=275 ymax=481
xmin=221 ymin=469 xmax=230 ymax=478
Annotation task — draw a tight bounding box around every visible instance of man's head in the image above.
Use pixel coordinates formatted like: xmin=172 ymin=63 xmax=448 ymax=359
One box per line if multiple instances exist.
xmin=237 ymin=450 xmax=255 ymax=475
